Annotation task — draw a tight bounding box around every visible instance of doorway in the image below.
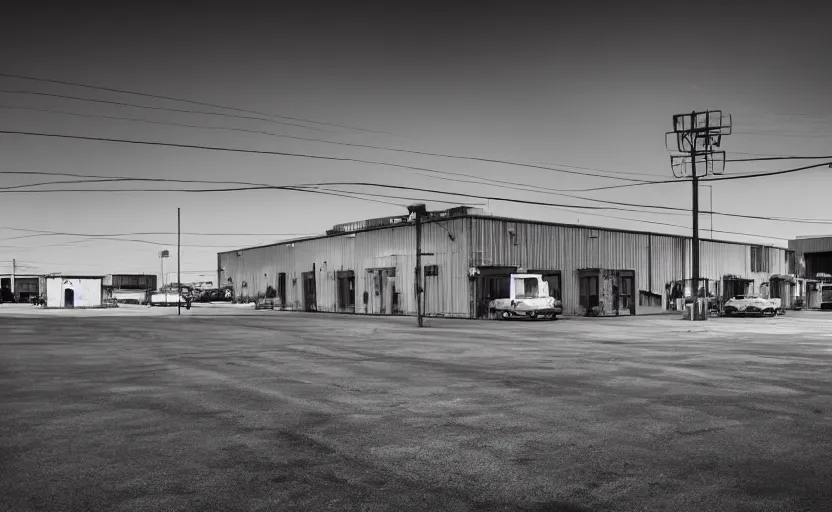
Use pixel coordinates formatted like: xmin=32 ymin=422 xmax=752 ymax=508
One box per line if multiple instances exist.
xmin=475 ymin=266 xmax=516 ymax=318
xmin=618 ymin=271 xmax=635 ymax=315
xmin=277 ymin=272 xmax=286 ymax=308
xmin=64 ymin=288 xmax=75 ymax=308
xmin=301 ymin=271 xmax=316 ymax=311
xmin=336 ymin=270 xmax=355 ymax=313
xmin=365 ymin=268 xmax=396 ymax=314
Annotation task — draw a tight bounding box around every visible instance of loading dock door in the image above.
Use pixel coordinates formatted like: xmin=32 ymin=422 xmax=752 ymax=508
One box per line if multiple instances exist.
xmin=475 ymin=267 xmax=516 ymax=318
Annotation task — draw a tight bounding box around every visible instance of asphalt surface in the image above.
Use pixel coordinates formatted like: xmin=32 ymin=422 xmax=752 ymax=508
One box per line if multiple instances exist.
xmin=1 ymin=308 xmax=831 ymax=511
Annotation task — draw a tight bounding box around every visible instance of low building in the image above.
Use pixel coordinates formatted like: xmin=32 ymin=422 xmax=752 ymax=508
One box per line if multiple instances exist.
xmin=218 ymin=207 xmax=793 ymax=318
xmin=788 ymin=236 xmax=832 ymax=310
xmin=104 ymin=274 xmax=157 ymax=304
xmin=0 ymin=274 xmax=40 ymax=302
xmin=43 ymin=275 xmax=105 ymax=308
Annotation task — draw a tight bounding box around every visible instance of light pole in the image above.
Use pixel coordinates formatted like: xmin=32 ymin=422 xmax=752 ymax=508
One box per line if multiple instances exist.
xmin=159 ymin=250 xmax=170 ymax=290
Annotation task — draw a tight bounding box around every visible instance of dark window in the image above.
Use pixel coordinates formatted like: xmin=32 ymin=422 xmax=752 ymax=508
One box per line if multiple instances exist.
xmin=579 ymin=275 xmax=599 ymax=309
xmin=424 ymin=265 xmax=438 ymax=277
xmin=513 ymin=277 xmax=539 ymax=299
xmin=787 ymin=252 xmax=796 ymax=275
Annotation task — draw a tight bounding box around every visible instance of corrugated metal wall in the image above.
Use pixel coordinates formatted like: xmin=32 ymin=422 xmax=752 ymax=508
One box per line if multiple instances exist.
xmin=218 ymin=215 xmax=789 ymax=318
xmin=217 ymin=217 xmax=469 ymax=316
xmin=469 ymin=217 xmax=787 ymax=315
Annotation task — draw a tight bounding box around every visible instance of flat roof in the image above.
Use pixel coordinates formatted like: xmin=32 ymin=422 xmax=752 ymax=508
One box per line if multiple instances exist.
xmin=218 ymin=211 xmax=788 ymax=255
xmin=42 ymin=275 xmax=105 ymax=279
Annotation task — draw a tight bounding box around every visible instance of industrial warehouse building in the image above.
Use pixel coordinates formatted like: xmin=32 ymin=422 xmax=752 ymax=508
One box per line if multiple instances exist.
xmin=217 ymin=207 xmax=796 ymax=318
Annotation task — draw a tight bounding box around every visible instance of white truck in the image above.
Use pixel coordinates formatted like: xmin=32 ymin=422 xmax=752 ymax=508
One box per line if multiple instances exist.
xmin=488 ymin=273 xmax=563 ymax=320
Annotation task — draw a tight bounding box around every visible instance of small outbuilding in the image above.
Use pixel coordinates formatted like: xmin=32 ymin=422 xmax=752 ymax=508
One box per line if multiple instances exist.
xmin=44 ymin=275 xmax=104 ymax=308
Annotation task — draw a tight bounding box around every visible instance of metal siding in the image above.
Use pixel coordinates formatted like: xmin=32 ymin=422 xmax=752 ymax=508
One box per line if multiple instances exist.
xmin=468 ymin=217 xmax=785 ymax=315
xmin=217 ymin=217 xmax=468 ymax=317
xmin=218 ymin=215 xmax=788 ymax=318
xmin=789 ymin=237 xmax=832 ymax=277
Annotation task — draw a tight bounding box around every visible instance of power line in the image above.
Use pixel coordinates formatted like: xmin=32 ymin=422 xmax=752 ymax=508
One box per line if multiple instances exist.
xmin=0 ymin=72 xmax=395 ymax=136
xmin=725 ymin=155 xmax=832 ymax=162
xmin=3 ymin=168 xmax=832 ymax=224
xmin=1 ymin=103 xmax=668 ymax=183
xmin=0 ymin=130 xmax=663 ymax=185
xmin=702 ymin=161 xmax=832 ymax=182
xmin=0 ymin=90 xmax=328 ymax=133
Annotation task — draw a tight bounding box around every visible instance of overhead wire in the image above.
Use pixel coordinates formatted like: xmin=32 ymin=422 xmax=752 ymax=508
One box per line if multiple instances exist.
xmin=0 ymin=129 xmax=660 ymax=184
xmin=0 ymin=91 xmax=329 ymax=132
xmin=0 ymin=72 xmax=395 ymax=135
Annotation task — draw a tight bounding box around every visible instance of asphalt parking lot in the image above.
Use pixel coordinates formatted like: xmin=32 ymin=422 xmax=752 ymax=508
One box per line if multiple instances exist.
xmin=1 ymin=307 xmax=831 ymax=511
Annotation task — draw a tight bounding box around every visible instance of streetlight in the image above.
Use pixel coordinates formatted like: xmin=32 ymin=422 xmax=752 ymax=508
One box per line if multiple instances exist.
xmin=159 ymin=250 xmax=170 ymax=290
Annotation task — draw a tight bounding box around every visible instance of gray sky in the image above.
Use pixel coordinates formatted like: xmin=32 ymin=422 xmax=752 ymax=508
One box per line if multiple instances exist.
xmin=1 ymin=1 xmax=830 ymax=279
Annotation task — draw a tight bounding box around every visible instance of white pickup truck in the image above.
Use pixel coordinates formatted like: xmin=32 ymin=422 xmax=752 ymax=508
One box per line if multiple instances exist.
xmin=489 ymin=273 xmax=564 ymax=320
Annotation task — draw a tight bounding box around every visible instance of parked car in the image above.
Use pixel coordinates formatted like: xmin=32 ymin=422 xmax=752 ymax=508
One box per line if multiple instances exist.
xmin=720 ymin=295 xmax=778 ymax=317
xmin=148 ymin=292 xmax=191 ymax=309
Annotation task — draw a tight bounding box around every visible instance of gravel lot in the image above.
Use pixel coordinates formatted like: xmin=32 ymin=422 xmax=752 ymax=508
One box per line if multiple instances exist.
xmin=1 ymin=307 xmax=831 ymax=511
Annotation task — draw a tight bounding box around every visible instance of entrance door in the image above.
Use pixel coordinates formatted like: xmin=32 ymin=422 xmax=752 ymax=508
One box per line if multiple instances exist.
xmin=301 ymin=271 xmax=316 ymax=311
xmin=64 ymin=288 xmax=75 ymax=308
xmin=619 ymin=273 xmax=635 ymax=315
xmin=277 ymin=273 xmax=286 ymax=308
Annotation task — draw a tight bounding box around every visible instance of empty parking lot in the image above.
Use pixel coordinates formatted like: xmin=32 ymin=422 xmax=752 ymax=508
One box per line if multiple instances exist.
xmin=1 ymin=308 xmax=831 ymax=511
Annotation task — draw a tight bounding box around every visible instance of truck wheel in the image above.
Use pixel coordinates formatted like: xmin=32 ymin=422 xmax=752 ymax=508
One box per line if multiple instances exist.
xmin=550 ymin=314 xmax=558 ymax=321
xmin=501 ymin=311 xmax=511 ymax=320
xmin=528 ymin=311 xmax=538 ymax=320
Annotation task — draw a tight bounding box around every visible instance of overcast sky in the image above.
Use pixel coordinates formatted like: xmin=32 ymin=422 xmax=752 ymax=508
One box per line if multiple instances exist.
xmin=1 ymin=1 xmax=830 ymax=280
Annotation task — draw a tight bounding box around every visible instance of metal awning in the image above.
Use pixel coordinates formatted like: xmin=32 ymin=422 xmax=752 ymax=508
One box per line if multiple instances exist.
xmin=770 ymin=274 xmax=796 ymax=283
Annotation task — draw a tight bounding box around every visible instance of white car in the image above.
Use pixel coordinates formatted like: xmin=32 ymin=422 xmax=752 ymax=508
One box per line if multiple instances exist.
xmin=720 ymin=295 xmax=778 ymax=317
xmin=148 ymin=292 xmax=190 ymax=308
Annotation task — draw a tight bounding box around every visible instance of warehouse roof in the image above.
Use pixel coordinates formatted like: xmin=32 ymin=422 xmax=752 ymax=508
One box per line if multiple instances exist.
xmin=219 ymin=208 xmax=788 ymax=254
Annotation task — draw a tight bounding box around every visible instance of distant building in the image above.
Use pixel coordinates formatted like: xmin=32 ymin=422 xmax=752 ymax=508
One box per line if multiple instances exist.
xmin=0 ymin=274 xmax=39 ymax=302
xmin=44 ymin=276 xmax=105 ymax=308
xmin=103 ymin=274 xmax=157 ymax=304
xmin=789 ymin=236 xmax=832 ymax=309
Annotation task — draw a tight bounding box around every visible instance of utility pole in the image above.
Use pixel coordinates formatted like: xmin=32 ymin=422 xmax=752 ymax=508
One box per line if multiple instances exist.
xmin=178 ymin=208 xmax=181 ymax=316
xmin=668 ymin=110 xmax=731 ymax=321
xmin=11 ymin=258 xmax=15 ymax=303
xmin=408 ymin=203 xmax=428 ymax=327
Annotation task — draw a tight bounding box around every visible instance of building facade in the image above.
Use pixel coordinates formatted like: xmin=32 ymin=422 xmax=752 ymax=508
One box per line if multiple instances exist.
xmin=0 ymin=274 xmax=39 ymax=302
xmin=218 ymin=208 xmax=792 ymax=318
xmin=44 ymin=276 xmax=104 ymax=308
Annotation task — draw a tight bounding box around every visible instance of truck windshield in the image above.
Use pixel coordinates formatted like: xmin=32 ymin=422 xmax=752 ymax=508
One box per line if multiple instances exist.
xmin=514 ymin=277 xmax=539 ymax=299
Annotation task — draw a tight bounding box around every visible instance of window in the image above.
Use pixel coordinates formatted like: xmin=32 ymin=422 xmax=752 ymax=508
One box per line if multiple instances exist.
xmin=787 ymin=251 xmax=795 ymax=274
xmin=751 ymin=246 xmax=770 ymax=273
xmin=424 ymin=265 xmax=438 ymax=277
xmin=514 ymin=277 xmax=539 ymax=299
xmin=579 ymin=275 xmax=599 ymax=309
